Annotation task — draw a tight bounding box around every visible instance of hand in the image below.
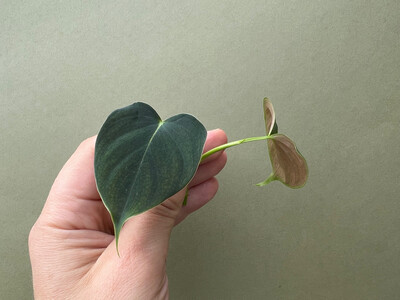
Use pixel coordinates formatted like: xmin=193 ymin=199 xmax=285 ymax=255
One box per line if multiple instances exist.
xmin=29 ymin=129 xmax=227 ymax=299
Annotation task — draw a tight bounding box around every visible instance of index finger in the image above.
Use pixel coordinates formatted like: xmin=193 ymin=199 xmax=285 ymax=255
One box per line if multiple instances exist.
xmin=201 ymin=129 xmax=227 ymax=164
xmin=50 ymin=136 xmax=100 ymax=201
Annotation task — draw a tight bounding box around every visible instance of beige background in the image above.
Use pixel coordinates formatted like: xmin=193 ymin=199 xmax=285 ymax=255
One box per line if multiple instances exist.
xmin=1 ymin=1 xmax=400 ymax=299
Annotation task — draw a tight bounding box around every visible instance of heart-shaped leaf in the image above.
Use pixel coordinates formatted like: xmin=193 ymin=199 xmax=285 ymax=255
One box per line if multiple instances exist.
xmin=94 ymin=102 xmax=207 ymax=247
xmin=257 ymin=134 xmax=308 ymax=188
xmin=257 ymin=99 xmax=307 ymax=188
xmin=263 ymin=97 xmax=278 ymax=135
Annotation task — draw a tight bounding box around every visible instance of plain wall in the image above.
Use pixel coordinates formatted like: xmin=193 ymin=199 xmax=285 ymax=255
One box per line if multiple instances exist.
xmin=1 ymin=1 xmax=399 ymax=299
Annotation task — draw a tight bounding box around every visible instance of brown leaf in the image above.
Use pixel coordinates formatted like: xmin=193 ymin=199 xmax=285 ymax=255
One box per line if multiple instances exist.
xmin=266 ymin=134 xmax=308 ymax=188
xmin=263 ymin=98 xmax=276 ymax=136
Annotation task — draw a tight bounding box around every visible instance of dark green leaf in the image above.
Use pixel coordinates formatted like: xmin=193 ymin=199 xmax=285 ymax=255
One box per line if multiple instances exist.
xmin=94 ymin=102 xmax=207 ymax=247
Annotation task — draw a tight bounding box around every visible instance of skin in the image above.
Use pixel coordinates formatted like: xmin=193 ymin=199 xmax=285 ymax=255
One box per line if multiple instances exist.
xmin=29 ymin=129 xmax=227 ymax=300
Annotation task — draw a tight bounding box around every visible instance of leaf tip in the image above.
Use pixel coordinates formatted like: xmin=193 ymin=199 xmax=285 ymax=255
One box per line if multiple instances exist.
xmin=112 ymin=217 xmax=124 ymax=257
xmin=116 ymin=240 xmax=121 ymax=257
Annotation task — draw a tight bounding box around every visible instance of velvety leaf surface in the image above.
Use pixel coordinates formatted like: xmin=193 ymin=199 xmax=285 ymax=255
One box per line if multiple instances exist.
xmin=94 ymin=102 xmax=207 ymax=244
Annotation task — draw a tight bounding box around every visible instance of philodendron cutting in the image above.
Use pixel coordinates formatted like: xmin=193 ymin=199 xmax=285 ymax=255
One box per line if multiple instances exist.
xmin=94 ymin=98 xmax=308 ymax=251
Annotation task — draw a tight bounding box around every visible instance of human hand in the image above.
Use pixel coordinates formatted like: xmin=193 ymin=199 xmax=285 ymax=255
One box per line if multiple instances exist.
xmin=29 ymin=129 xmax=227 ymax=299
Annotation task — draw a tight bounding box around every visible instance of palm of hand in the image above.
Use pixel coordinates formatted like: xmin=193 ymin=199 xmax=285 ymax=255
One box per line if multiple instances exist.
xmin=29 ymin=130 xmax=227 ymax=299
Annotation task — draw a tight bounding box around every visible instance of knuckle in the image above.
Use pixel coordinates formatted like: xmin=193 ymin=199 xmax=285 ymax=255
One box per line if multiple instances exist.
xmin=78 ymin=136 xmax=96 ymax=150
xmin=28 ymin=223 xmax=38 ymax=249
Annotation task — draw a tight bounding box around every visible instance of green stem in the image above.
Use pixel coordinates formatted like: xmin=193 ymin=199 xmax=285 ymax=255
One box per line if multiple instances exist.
xmin=201 ymin=135 xmax=272 ymax=161
xmin=182 ymin=187 xmax=189 ymax=206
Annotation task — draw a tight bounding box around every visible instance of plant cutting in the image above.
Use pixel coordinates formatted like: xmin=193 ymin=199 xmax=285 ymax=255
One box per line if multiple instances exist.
xmin=94 ymin=98 xmax=308 ymax=251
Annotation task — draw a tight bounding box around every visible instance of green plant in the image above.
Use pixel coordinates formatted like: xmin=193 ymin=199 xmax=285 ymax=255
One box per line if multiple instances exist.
xmin=94 ymin=98 xmax=308 ymax=250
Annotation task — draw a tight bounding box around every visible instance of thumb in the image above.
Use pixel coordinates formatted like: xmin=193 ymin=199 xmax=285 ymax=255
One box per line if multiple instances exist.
xmin=89 ymin=191 xmax=186 ymax=297
xmin=104 ymin=189 xmax=186 ymax=261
